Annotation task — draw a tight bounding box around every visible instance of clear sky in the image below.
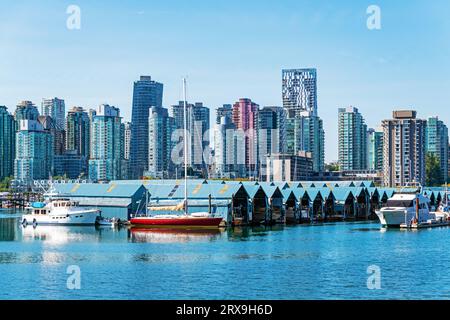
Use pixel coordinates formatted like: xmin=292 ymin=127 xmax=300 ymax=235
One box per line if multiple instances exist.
xmin=1 ymin=0 xmax=450 ymax=162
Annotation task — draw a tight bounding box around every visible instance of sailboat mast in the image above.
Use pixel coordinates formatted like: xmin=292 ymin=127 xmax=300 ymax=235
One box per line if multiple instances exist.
xmin=145 ymin=189 xmax=149 ymax=216
xmin=183 ymin=78 xmax=188 ymax=215
xmin=446 ymin=182 xmax=448 ymax=207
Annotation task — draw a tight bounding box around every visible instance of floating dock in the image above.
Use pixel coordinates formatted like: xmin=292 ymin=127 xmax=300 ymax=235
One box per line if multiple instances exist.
xmin=400 ymin=220 xmax=450 ymax=229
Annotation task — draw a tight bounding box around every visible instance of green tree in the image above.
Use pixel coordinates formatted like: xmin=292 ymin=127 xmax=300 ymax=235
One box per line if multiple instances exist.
xmin=426 ymin=152 xmax=443 ymax=186
xmin=0 ymin=176 xmax=12 ymax=192
xmin=325 ymin=162 xmax=340 ymax=172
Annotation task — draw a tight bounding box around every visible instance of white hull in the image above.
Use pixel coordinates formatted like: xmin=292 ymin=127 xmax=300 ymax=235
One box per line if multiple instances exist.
xmin=22 ymin=209 xmax=99 ymax=226
xmin=376 ymin=209 xmax=409 ymax=227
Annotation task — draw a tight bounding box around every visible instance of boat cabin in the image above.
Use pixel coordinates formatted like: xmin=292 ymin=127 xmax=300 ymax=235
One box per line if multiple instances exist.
xmin=30 ymin=199 xmax=80 ymax=215
xmin=50 ymin=199 xmax=80 ymax=208
xmin=384 ymin=194 xmax=430 ymax=209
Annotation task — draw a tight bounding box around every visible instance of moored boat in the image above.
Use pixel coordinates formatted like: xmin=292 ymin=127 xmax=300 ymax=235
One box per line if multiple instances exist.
xmin=375 ymin=193 xmax=433 ymax=228
xmin=95 ymin=216 xmax=120 ymax=227
xmin=21 ymin=183 xmax=100 ymax=226
xmin=130 ymin=79 xmax=223 ymax=229
xmin=22 ymin=199 xmax=100 ymax=226
xmin=130 ymin=213 xmax=223 ymax=228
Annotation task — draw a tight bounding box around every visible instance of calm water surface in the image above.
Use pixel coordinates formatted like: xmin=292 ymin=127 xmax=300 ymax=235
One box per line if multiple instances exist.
xmin=1 ymin=210 xmax=450 ymax=300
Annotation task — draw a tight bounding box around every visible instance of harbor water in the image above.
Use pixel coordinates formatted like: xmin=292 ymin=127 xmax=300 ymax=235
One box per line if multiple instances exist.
xmin=1 ymin=210 xmax=450 ymax=300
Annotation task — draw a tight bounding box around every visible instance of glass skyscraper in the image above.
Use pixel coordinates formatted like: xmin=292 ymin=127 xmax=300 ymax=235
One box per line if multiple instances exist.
xmin=368 ymin=128 xmax=383 ymax=172
xmin=41 ymin=97 xmax=66 ymax=130
xmin=338 ymin=106 xmax=368 ymax=171
xmin=0 ymin=106 xmax=16 ymax=180
xmin=232 ymin=98 xmax=259 ymax=177
xmin=258 ymin=106 xmax=287 ymax=179
xmin=216 ymin=104 xmax=233 ymax=125
xmin=14 ymin=120 xmax=53 ymax=183
xmin=66 ymin=107 xmax=90 ymax=158
xmin=147 ymin=107 xmax=175 ymax=178
xmin=170 ymin=101 xmax=210 ymax=172
xmin=282 ymin=68 xmax=324 ymax=173
xmin=14 ymin=101 xmax=39 ymax=122
xmin=130 ymin=76 xmax=163 ymax=179
xmin=298 ymin=115 xmax=325 ymax=173
xmin=89 ymin=104 xmax=123 ymax=182
xmin=426 ymin=116 xmax=449 ymax=183
xmin=214 ymin=115 xmax=238 ymax=178
xmin=38 ymin=115 xmax=65 ymax=156
xmin=282 ymin=69 xmax=317 ymax=117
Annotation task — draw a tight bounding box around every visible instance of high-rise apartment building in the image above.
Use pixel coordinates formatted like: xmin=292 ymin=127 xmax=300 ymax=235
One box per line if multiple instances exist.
xmin=66 ymin=107 xmax=90 ymax=158
xmin=285 ymin=116 xmax=325 ymax=173
xmin=38 ymin=115 xmax=65 ymax=156
xmin=214 ymin=116 xmax=239 ymax=178
xmin=282 ymin=68 xmax=324 ymax=173
xmin=282 ymin=68 xmax=317 ymax=117
xmin=14 ymin=120 xmax=53 ymax=183
xmin=338 ymin=106 xmax=368 ymax=171
xmin=170 ymin=101 xmax=210 ymax=171
xmin=53 ymin=150 xmax=88 ymax=180
xmin=56 ymin=106 xmax=91 ymax=179
xmin=147 ymin=107 xmax=175 ymax=178
xmin=258 ymin=106 xmax=287 ymax=180
xmin=14 ymin=101 xmax=39 ymax=122
xmin=0 ymin=106 xmax=16 ymax=180
xmin=89 ymin=104 xmax=122 ymax=182
xmin=41 ymin=97 xmax=66 ymax=130
xmin=216 ymin=104 xmax=233 ymax=125
xmin=232 ymin=98 xmax=259 ymax=177
xmin=130 ymin=76 xmax=163 ymax=179
xmin=368 ymin=128 xmax=384 ymax=172
xmin=123 ymin=122 xmax=131 ymax=161
xmin=382 ymin=110 xmax=427 ymax=187
xmin=426 ymin=116 xmax=449 ymax=184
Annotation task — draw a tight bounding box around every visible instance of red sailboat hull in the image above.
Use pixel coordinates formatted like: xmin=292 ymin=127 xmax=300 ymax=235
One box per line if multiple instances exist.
xmin=130 ymin=216 xmax=223 ymax=228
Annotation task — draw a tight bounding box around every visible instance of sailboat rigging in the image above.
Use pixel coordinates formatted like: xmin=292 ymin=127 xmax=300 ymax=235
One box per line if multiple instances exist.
xmin=130 ymin=78 xmax=223 ymax=228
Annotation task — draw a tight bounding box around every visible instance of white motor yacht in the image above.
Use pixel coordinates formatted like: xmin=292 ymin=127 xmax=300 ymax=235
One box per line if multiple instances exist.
xmin=22 ymin=199 xmax=100 ymax=226
xmin=376 ymin=193 xmax=433 ymax=228
xmin=21 ymin=184 xmax=100 ymax=226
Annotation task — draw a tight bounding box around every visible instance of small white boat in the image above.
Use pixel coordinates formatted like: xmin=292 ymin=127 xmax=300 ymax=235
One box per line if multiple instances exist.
xmin=96 ymin=216 xmax=120 ymax=227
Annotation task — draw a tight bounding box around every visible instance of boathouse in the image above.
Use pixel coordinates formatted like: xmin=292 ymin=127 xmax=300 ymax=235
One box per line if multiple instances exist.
xmin=53 ymin=182 xmax=147 ymax=220
xmin=141 ymin=180 xmax=246 ymax=224
xmin=48 ymin=179 xmax=445 ymax=225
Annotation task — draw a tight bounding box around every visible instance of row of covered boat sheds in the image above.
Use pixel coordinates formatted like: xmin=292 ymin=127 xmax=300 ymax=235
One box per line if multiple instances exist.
xmin=53 ymin=180 xmax=448 ymax=226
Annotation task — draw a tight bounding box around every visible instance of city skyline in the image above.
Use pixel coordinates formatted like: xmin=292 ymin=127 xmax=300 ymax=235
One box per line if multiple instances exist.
xmin=0 ymin=77 xmax=448 ymax=166
xmin=1 ymin=0 xmax=450 ymax=162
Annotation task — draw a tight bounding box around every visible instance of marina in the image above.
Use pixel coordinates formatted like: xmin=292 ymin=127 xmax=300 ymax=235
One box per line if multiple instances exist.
xmin=2 ymin=179 xmax=450 ymax=300
xmin=2 ymin=211 xmax=450 ymax=299
xmin=14 ymin=179 xmax=448 ymax=227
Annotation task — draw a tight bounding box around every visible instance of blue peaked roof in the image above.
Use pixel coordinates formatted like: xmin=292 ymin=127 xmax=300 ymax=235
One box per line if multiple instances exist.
xmin=306 ymin=189 xmax=322 ymax=201
xmin=145 ymin=182 xmax=243 ymax=200
xmin=54 ymin=182 xmax=145 ymax=198
xmin=332 ymin=187 xmax=355 ymax=202
xmin=53 ymin=179 xmax=415 ymax=204
xmin=292 ymin=188 xmax=308 ymax=202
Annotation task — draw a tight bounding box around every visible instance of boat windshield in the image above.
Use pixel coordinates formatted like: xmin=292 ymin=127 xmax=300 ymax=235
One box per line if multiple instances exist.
xmin=386 ymin=200 xmax=414 ymax=208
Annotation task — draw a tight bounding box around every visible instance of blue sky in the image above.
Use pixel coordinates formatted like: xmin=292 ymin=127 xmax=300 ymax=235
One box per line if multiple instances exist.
xmin=1 ymin=0 xmax=450 ymax=162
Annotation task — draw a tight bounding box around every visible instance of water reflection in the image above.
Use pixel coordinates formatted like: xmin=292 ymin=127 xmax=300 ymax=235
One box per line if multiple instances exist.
xmin=0 ymin=218 xmax=17 ymax=241
xmin=129 ymin=227 xmax=224 ymax=243
xmin=226 ymin=225 xmax=286 ymax=241
xmin=21 ymin=225 xmax=100 ymax=244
